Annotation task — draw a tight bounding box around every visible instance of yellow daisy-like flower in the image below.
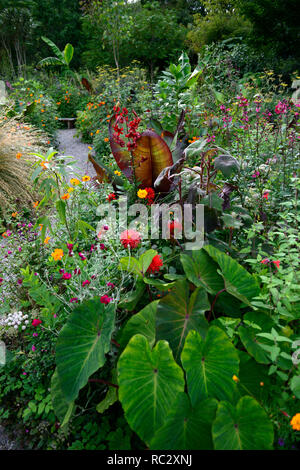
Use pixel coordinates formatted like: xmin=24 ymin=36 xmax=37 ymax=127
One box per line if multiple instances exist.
xmin=44 ymin=236 xmax=51 ymax=244
xmin=114 ymin=170 xmax=121 ymax=176
xmin=70 ymin=178 xmax=80 ymax=186
xmin=82 ymin=175 xmax=91 ymax=182
xmin=137 ymin=189 xmax=148 ymax=199
xmin=61 ymin=193 xmax=70 ymax=200
xmin=51 ymin=248 xmax=64 ymax=261
xmin=67 ymin=187 xmax=74 ymax=193
xmin=232 ymin=375 xmax=239 ymax=383
xmin=290 ymin=413 xmax=300 ymax=431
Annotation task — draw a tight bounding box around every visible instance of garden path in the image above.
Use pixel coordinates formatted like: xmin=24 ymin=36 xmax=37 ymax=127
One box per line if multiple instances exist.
xmin=56 ymin=129 xmax=97 ymax=179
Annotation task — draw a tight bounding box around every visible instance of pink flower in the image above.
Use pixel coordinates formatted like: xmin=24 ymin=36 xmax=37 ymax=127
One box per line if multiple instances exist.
xmin=120 ymin=229 xmax=141 ymax=249
xmin=31 ymin=345 xmax=36 ymax=352
xmin=70 ymin=297 xmax=79 ymax=303
xmin=0 ymin=278 xmax=3 ymax=284
xmin=32 ymin=319 xmax=42 ymax=327
xmin=74 ymin=268 xmax=81 ymax=275
xmin=17 ymin=279 xmax=23 ymax=285
xmin=32 ymin=333 xmax=38 ymax=337
xmin=82 ymin=280 xmax=91 ymax=287
xmin=275 ymin=101 xmax=287 ymax=115
xmin=107 ymin=282 xmax=115 ymax=288
xmin=62 ymin=272 xmax=72 ymax=280
xmin=79 ymin=252 xmax=86 ymax=261
xmin=100 ymin=295 xmax=113 ymax=305
xmin=99 ymin=243 xmax=106 ymax=250
xmin=273 ymin=260 xmax=280 ymax=269
xmin=67 ymin=243 xmax=73 ymax=250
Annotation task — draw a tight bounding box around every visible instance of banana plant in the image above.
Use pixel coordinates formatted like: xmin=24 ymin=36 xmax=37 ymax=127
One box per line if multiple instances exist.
xmin=37 ymin=37 xmax=74 ymax=69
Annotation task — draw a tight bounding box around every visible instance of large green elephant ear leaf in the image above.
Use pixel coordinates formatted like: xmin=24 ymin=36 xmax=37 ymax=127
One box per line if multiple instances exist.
xmin=203 ymin=245 xmax=260 ymax=306
xmin=212 ymin=396 xmax=274 ymax=450
xmin=56 ymin=299 xmax=115 ymax=402
xmin=63 ymin=43 xmax=74 ymax=66
xmin=118 ymin=334 xmax=185 ymax=444
xmin=51 ymin=369 xmax=75 ymax=427
xmin=118 ymin=300 xmax=159 ymax=350
xmin=181 ymin=327 xmax=239 ymax=405
xmin=156 ymin=280 xmax=209 ymax=361
xmin=180 ymin=249 xmax=224 ymax=294
xmin=150 ymin=393 xmax=218 ymax=450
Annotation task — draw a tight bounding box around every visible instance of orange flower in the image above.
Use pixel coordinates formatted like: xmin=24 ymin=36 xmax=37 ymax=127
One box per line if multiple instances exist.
xmin=232 ymin=375 xmax=239 ymax=383
xmin=11 ymin=212 xmax=18 ymax=218
xmin=290 ymin=413 xmax=300 ymax=431
xmin=104 ymin=137 xmax=109 ymax=142
xmin=16 ymin=152 xmax=22 ymax=159
xmin=70 ymin=178 xmax=80 ymax=186
xmin=40 ymin=161 xmax=49 ymax=169
xmin=82 ymin=175 xmax=91 ymax=182
xmin=44 ymin=236 xmax=51 ymax=244
xmin=33 ymin=201 xmax=39 ymax=208
xmin=51 ymin=248 xmax=64 ymax=261
xmin=61 ymin=193 xmax=70 ymax=200
xmin=39 ymin=224 xmax=43 ymax=231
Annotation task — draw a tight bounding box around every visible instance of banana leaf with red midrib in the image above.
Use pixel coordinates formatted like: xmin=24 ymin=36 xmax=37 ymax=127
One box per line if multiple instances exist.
xmin=108 ymin=116 xmax=173 ymax=188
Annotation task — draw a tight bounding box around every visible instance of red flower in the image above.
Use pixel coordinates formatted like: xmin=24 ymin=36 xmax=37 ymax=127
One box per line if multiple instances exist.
xmin=168 ymin=220 xmax=182 ymax=238
xmin=144 ymin=187 xmax=155 ymax=205
xmin=262 ymin=191 xmax=269 ymax=200
xmin=273 ymin=260 xmax=280 ymax=269
xmin=147 ymin=254 xmax=163 ymax=274
xmin=32 ymin=319 xmax=42 ymax=327
xmin=120 ymin=229 xmax=141 ymax=249
xmin=100 ymin=294 xmax=113 ymax=305
xmin=82 ymin=280 xmax=91 ymax=287
xmin=62 ymin=272 xmax=72 ymax=280
xmin=260 ymin=259 xmax=270 ymax=265
xmin=107 ymin=192 xmax=116 ymax=202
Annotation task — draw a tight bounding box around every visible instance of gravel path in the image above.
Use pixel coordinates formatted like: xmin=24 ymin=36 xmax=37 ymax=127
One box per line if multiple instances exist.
xmin=56 ymin=128 xmax=97 ymax=179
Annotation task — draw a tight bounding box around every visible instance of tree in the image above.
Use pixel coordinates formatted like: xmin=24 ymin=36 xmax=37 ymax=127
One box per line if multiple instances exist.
xmin=126 ymin=2 xmax=186 ymax=80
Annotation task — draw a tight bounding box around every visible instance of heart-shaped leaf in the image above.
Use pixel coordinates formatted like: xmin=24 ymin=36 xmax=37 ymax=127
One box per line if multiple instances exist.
xmin=180 ymin=249 xmax=224 ymax=294
xmin=56 ymin=299 xmax=115 ymax=402
xmin=213 ymin=154 xmax=240 ymax=177
xmin=156 ymin=280 xmax=209 ymax=361
xmin=150 ymin=393 xmax=217 ymax=450
xmin=212 ymin=396 xmax=274 ymax=450
xmin=51 ymin=369 xmax=75 ymax=426
xmin=118 ymin=300 xmax=159 ymax=349
xmin=181 ymin=327 xmax=239 ymax=405
xmin=204 ymin=245 xmax=260 ymax=305
xmin=118 ymin=334 xmax=185 ymax=444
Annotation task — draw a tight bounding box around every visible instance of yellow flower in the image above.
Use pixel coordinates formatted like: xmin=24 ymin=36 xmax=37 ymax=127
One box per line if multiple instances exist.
xmin=44 ymin=236 xmax=51 ymax=244
xmin=290 ymin=413 xmax=300 ymax=431
xmin=96 ymin=129 xmax=100 ymax=134
xmin=16 ymin=152 xmax=22 ymax=159
xmin=232 ymin=375 xmax=239 ymax=383
xmin=137 ymin=189 xmax=148 ymax=199
xmin=114 ymin=170 xmax=121 ymax=176
xmin=260 ymin=382 xmax=264 ymax=387
xmin=67 ymin=187 xmax=74 ymax=193
xmin=82 ymin=175 xmax=91 ymax=182
xmin=70 ymin=178 xmax=80 ymax=186
xmin=61 ymin=193 xmax=70 ymax=200
xmin=51 ymin=248 xmax=64 ymax=261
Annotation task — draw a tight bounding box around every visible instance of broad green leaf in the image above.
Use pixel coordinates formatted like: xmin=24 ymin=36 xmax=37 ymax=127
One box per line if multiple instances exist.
xmin=118 ymin=334 xmax=185 ymax=444
xmin=64 ymin=43 xmax=74 ymax=65
xmin=96 ymin=369 xmax=118 ymax=414
xmin=181 ymin=327 xmax=239 ymax=405
xmin=290 ymin=375 xmax=300 ymax=399
xmin=212 ymin=396 xmax=274 ymax=450
xmin=41 ymin=36 xmax=65 ymax=61
xmin=118 ymin=301 xmax=159 ymax=349
xmin=56 ymin=299 xmax=115 ymax=402
xmin=238 ymin=326 xmax=270 ymax=364
xmin=236 ymin=351 xmax=269 ymax=400
xmin=51 ymin=369 xmax=75 ymax=427
xmin=56 ymin=200 xmax=67 ymax=226
xmin=156 ymin=280 xmax=209 ymax=360
xmin=180 ymin=249 xmax=224 ymax=294
xmin=119 ymin=257 xmax=142 ymax=278
xmin=213 ymin=154 xmax=239 ymax=177
xmin=118 ymin=280 xmax=145 ymax=311
xmin=139 ymin=249 xmax=158 ymax=275
xmin=150 ymin=394 xmax=217 ymax=450
xmin=184 ymin=138 xmax=207 ymax=159
xmin=204 ymin=245 xmax=260 ymax=305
